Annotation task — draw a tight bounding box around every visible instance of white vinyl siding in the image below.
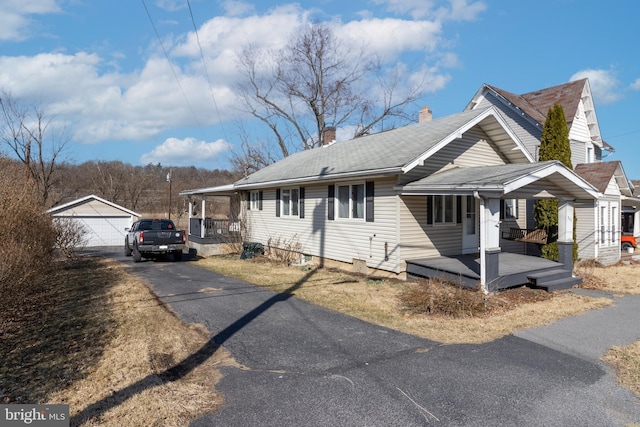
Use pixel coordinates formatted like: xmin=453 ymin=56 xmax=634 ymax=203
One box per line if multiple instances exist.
xmin=400 ymin=128 xmax=508 ymax=185
xmin=399 ymin=196 xmax=461 ymax=260
xmin=575 ymin=199 xmax=596 ymax=260
xmin=473 ymin=92 xmax=542 ymax=161
xmin=244 ymin=178 xmax=399 ymax=273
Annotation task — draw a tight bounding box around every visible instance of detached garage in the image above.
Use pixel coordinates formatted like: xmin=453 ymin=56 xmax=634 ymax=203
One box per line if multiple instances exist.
xmin=48 ymin=195 xmax=141 ymax=247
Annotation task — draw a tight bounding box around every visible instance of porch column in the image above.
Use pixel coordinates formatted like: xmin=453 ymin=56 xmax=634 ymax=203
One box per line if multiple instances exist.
xmin=485 ymin=198 xmax=501 ymax=292
xmin=479 ymin=196 xmax=501 ymax=294
xmin=201 ymin=198 xmax=206 ymax=239
xmin=187 ymin=196 xmax=192 ymax=237
xmin=557 ymin=199 xmax=574 ymax=271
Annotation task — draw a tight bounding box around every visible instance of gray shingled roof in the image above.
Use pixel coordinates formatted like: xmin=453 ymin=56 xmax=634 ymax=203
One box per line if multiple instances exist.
xmin=235 ymin=108 xmax=493 ymax=187
xmin=402 ymin=161 xmax=560 ymax=190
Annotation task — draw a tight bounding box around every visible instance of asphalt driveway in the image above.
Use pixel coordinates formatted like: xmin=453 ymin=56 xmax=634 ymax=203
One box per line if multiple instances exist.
xmin=100 ymin=248 xmax=640 ymax=426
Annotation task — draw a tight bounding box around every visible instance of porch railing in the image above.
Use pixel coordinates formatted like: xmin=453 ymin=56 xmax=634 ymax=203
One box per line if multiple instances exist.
xmin=189 ymin=218 xmax=241 ymax=239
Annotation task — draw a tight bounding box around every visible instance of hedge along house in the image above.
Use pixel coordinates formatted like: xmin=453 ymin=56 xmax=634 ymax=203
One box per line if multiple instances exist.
xmin=464 ymin=78 xmax=637 ymax=264
xmin=181 ymin=106 xmax=597 ymax=293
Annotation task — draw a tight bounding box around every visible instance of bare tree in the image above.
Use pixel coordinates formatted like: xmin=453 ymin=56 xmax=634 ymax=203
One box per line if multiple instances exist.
xmin=235 ymin=23 xmax=425 ymax=161
xmin=0 ymin=90 xmax=70 ymax=206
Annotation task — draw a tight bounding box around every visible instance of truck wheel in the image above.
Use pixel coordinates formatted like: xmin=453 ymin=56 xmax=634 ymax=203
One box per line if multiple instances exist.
xmin=173 ymin=251 xmax=183 ymax=262
xmin=622 ymin=242 xmax=633 ymax=251
xmin=124 ymin=238 xmax=132 ymax=256
xmin=133 ymin=246 xmax=142 ymax=263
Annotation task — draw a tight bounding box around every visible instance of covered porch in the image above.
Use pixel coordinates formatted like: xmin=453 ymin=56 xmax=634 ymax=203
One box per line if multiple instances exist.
xmin=398 ymin=161 xmax=599 ymax=293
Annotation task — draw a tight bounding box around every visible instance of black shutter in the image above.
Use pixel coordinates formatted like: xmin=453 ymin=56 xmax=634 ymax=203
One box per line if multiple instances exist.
xmin=246 ymin=191 xmax=251 ymax=210
xmin=328 ymin=185 xmax=335 ymax=220
xmin=500 ymin=199 xmax=505 ymax=220
xmin=299 ymin=187 xmax=305 ymax=219
xmin=275 ymin=189 xmax=281 ymax=217
xmin=427 ymin=195 xmax=433 ymax=225
xmin=258 ymin=191 xmax=263 ymax=211
xmin=456 ymin=196 xmax=462 ymax=224
xmin=365 ymin=181 xmax=374 ymax=222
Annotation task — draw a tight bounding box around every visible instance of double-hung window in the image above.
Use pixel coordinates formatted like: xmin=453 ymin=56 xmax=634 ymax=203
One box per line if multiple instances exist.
xmin=250 ymin=191 xmax=261 ymax=210
xmin=337 ymin=183 xmax=364 ymax=219
xmin=432 ymin=195 xmax=455 ymax=225
xmin=280 ymin=188 xmax=300 ymax=217
xmin=501 ymin=199 xmax=518 ymax=220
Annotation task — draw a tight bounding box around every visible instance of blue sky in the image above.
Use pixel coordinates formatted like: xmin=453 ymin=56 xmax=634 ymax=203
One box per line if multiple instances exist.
xmin=1 ymin=0 xmax=639 ymax=178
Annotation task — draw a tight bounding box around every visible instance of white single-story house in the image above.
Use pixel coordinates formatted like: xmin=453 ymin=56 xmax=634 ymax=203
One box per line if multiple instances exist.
xmin=47 ymin=195 xmax=140 ymax=247
xmin=181 ymin=106 xmax=598 ymax=293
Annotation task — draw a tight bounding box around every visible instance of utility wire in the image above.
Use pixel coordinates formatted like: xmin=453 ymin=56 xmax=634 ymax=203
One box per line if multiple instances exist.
xmin=186 ymin=0 xmax=230 ymax=145
xmin=140 ymin=0 xmax=208 ymax=142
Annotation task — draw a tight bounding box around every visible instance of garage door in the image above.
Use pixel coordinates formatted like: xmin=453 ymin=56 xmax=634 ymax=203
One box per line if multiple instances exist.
xmin=76 ymin=216 xmax=131 ymax=247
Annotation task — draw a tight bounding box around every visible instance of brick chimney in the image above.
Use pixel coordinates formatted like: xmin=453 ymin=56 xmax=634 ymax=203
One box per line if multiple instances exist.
xmin=322 ymin=126 xmax=336 ymax=146
xmin=419 ymin=106 xmax=432 ymax=123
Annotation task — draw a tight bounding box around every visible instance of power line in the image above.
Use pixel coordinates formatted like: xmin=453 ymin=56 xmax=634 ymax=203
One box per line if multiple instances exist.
xmin=186 ymin=0 xmax=229 ymax=145
xmin=140 ymin=0 xmax=208 ymax=142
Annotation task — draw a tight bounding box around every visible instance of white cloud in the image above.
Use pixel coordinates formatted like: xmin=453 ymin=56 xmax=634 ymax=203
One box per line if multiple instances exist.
xmin=221 ymin=0 xmax=255 ymax=17
xmin=570 ymin=69 xmax=621 ymax=105
xmin=372 ymin=0 xmax=486 ymax=21
xmin=0 ymin=0 xmax=62 ymax=41
xmin=0 ymin=2 xmax=460 ymax=152
xmin=140 ymin=137 xmax=231 ymax=166
xmin=631 ymin=78 xmax=640 ymax=91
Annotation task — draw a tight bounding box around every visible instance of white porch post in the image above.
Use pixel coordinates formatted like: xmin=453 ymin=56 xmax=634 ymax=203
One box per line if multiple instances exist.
xmin=200 ymin=198 xmax=206 ymax=239
xmin=480 ymin=197 xmax=501 ymax=294
xmin=558 ymin=199 xmax=575 ymax=271
xmin=187 ymin=196 xmax=192 ymax=236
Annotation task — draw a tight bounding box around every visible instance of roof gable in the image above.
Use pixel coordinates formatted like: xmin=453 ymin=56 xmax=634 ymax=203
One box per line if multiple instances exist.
xmin=235 ymin=107 xmax=532 ymax=188
xmin=574 ymin=161 xmax=633 ymax=196
xmin=47 ymin=195 xmax=140 ymax=217
xmin=467 ymin=79 xmax=611 ymax=151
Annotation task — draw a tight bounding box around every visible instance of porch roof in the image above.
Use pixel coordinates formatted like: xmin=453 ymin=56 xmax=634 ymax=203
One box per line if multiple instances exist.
xmin=179 ymin=183 xmax=236 ymax=197
xmin=397 ymin=161 xmax=598 ymax=200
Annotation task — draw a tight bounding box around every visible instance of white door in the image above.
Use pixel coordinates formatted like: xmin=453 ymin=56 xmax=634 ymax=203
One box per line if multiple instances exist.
xmin=462 ymin=196 xmax=479 ymax=254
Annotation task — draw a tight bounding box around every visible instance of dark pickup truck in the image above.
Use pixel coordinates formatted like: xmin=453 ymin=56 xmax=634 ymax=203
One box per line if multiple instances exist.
xmin=124 ymin=218 xmax=186 ymax=262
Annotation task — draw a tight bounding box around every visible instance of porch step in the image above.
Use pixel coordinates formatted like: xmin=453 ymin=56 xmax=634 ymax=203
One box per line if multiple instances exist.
xmin=528 ymin=268 xmax=581 ymax=292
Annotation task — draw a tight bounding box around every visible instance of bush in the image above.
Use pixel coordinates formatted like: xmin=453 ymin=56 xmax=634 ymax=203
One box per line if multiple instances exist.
xmin=0 ymin=159 xmax=57 ymax=307
xmin=399 ymin=279 xmax=488 ymax=318
xmin=53 ymin=217 xmax=88 ymax=259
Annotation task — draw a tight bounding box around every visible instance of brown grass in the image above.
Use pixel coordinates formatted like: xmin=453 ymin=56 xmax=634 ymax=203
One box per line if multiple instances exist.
xmin=1 ymin=256 xmax=234 ymax=426
xmin=196 ymin=255 xmax=613 ymax=344
xmin=575 ymin=259 xmax=640 ymax=295
xmin=603 ymin=341 xmax=640 ymax=398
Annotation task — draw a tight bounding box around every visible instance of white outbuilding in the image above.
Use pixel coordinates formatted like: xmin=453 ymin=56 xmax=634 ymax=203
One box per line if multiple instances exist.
xmin=47 ymin=195 xmax=141 ymax=247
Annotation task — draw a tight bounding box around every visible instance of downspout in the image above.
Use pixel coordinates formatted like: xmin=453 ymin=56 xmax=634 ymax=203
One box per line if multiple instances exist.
xmin=474 ymin=191 xmax=488 ymax=295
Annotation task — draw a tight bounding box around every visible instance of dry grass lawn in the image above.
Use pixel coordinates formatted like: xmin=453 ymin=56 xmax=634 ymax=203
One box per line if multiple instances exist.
xmin=2 ymin=251 xmax=638 ymax=426
xmin=195 ymin=255 xmax=614 ymax=344
xmin=1 ymin=256 xmax=234 ymax=426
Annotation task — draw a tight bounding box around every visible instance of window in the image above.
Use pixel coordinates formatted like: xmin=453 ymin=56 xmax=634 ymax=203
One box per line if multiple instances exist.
xmin=278 ymin=188 xmax=301 ymax=217
xmin=250 ymin=191 xmax=262 ymax=210
xmin=501 ymin=199 xmax=518 ymax=220
xmin=432 ymin=195 xmax=455 ymax=225
xmin=600 ymin=205 xmax=606 ymax=244
xmin=337 ymin=183 xmax=364 ymax=219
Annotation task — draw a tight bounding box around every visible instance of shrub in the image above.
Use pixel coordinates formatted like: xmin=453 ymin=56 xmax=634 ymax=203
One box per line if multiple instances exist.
xmin=52 ymin=217 xmax=88 ymax=259
xmin=0 ymin=159 xmax=57 ymax=308
xmin=399 ymin=279 xmax=488 ymax=318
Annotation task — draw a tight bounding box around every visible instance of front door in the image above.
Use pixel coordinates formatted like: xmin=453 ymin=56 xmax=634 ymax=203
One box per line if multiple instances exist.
xmin=462 ymin=195 xmax=479 ymax=254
